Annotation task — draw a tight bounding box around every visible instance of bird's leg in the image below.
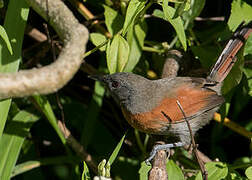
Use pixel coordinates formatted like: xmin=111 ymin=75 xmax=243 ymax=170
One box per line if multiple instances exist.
xmin=145 ymin=142 xmax=185 ymax=165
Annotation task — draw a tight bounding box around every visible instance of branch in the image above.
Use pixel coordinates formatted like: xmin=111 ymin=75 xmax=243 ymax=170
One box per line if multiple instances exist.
xmin=58 ymin=121 xmax=98 ymax=174
xmin=161 ymin=50 xmax=183 ymax=78
xmin=176 ymin=100 xmax=208 ymax=180
xmin=67 ymin=0 xmax=111 ymax=38
xmin=0 ymin=0 xmax=89 ymax=99
xmin=148 ymin=141 xmax=168 ymax=180
xmin=213 ymin=112 xmax=252 ymax=139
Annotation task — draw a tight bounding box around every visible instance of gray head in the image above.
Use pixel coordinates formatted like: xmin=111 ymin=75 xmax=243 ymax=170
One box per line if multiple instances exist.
xmin=90 ymin=72 xmax=149 ymax=106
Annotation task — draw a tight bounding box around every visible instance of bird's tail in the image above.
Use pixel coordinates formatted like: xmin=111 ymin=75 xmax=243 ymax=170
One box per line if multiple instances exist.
xmin=208 ymin=21 xmax=252 ymax=83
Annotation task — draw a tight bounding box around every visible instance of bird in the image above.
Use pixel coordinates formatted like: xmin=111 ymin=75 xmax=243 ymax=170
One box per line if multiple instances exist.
xmin=90 ymin=21 xmax=252 ymax=163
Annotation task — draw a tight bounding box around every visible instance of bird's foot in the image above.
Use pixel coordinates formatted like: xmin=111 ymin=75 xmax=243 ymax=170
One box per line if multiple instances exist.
xmin=145 ymin=142 xmax=184 ymax=165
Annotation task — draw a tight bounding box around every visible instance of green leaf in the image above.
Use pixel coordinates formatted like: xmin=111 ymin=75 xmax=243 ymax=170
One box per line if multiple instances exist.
xmin=0 ymin=25 xmax=12 ymax=55
xmin=245 ymin=32 xmax=252 ymax=56
xmin=82 ymin=161 xmax=91 ymax=180
xmin=245 ymin=166 xmax=252 ymax=179
xmin=195 ymin=162 xmax=228 ymax=180
xmin=122 ymin=0 xmax=146 ymax=36
xmin=139 ymin=161 xmax=151 ymax=180
xmin=222 ymin=48 xmax=244 ymax=95
xmin=106 ymin=34 xmax=129 ymax=73
xmin=227 ymin=170 xmax=243 ymax=180
xmin=184 ymin=0 xmax=191 ymax=11
xmin=98 ymin=159 xmax=107 ymax=176
xmin=173 ymin=0 xmax=191 ymax=19
xmin=11 ymin=156 xmax=72 ymax=177
xmin=228 ymin=0 xmax=252 ymax=31
xmin=90 ymin=33 xmax=107 ymax=51
xmin=182 ymin=0 xmax=205 ymax=21
xmin=243 ymin=67 xmax=252 ymax=96
xmin=0 ymin=0 xmax=29 ymax=139
xmin=0 ymin=0 xmax=4 ymax=8
xmin=162 ymin=1 xmax=187 ymax=50
xmin=166 ymin=160 xmax=185 ymax=180
xmin=193 ymin=22 xmax=227 ymax=44
xmin=0 ymin=111 xmax=39 ymax=180
xmin=33 ymin=95 xmax=66 ymax=145
xmin=81 ymin=79 xmax=105 ymax=147
xmin=108 ymin=133 xmax=126 ymax=165
xmin=106 ymin=39 xmax=112 ymax=70
xmin=191 ymin=45 xmax=220 ymax=69
xmin=124 ymin=21 xmax=146 ymax=72
xmin=103 ymin=5 xmax=124 ymax=35
xmin=152 ymin=9 xmax=165 ymax=19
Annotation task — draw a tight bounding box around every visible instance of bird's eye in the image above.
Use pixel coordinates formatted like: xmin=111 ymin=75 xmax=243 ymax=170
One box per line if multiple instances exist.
xmin=112 ymin=81 xmax=120 ymax=88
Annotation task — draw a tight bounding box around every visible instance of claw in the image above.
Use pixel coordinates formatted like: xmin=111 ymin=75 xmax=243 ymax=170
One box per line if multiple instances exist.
xmin=145 ymin=142 xmax=184 ymax=165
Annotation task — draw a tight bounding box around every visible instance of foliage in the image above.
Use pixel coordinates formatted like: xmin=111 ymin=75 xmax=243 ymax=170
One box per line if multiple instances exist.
xmin=0 ymin=0 xmax=252 ymax=179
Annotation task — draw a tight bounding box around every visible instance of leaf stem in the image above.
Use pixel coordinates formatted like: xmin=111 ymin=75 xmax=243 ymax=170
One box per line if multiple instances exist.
xmin=83 ymin=39 xmax=110 ymax=58
xmin=142 ymin=46 xmax=165 ymax=53
xmin=134 ymin=129 xmax=146 ymax=154
xmin=229 ymin=163 xmax=252 ymax=170
xmin=11 ymin=156 xmax=73 ymax=177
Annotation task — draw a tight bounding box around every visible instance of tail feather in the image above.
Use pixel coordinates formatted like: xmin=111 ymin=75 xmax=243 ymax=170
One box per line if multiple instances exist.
xmin=208 ymin=21 xmax=252 ymax=83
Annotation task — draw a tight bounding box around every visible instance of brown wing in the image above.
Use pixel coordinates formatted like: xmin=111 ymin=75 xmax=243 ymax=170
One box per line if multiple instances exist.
xmin=157 ymin=82 xmax=224 ymax=123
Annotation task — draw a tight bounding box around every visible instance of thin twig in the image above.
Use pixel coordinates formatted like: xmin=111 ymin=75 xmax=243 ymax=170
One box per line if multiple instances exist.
xmin=58 ymin=121 xmax=98 ymax=174
xmin=26 ymin=25 xmax=47 ymax=42
xmin=245 ymin=60 xmax=252 ymax=65
xmin=43 ymin=20 xmax=67 ymax=134
xmin=195 ymin=16 xmax=225 ymax=21
xmin=23 ymin=42 xmax=50 ymax=68
xmin=43 ymin=23 xmax=56 ymax=61
xmin=56 ymin=92 xmax=66 ymax=133
xmin=67 ymin=0 xmax=111 ymax=38
xmin=183 ymin=145 xmax=212 ymax=163
xmin=176 ymin=100 xmax=208 ymax=180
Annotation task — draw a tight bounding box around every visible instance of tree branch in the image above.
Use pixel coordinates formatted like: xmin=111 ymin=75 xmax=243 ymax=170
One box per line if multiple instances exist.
xmin=0 ymin=0 xmax=89 ymax=99
xmin=58 ymin=121 xmax=98 ymax=174
xmin=148 ymin=141 xmax=168 ymax=180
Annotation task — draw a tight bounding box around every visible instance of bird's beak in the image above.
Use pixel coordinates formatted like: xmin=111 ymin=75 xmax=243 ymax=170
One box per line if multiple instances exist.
xmin=88 ymin=74 xmax=105 ymax=82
